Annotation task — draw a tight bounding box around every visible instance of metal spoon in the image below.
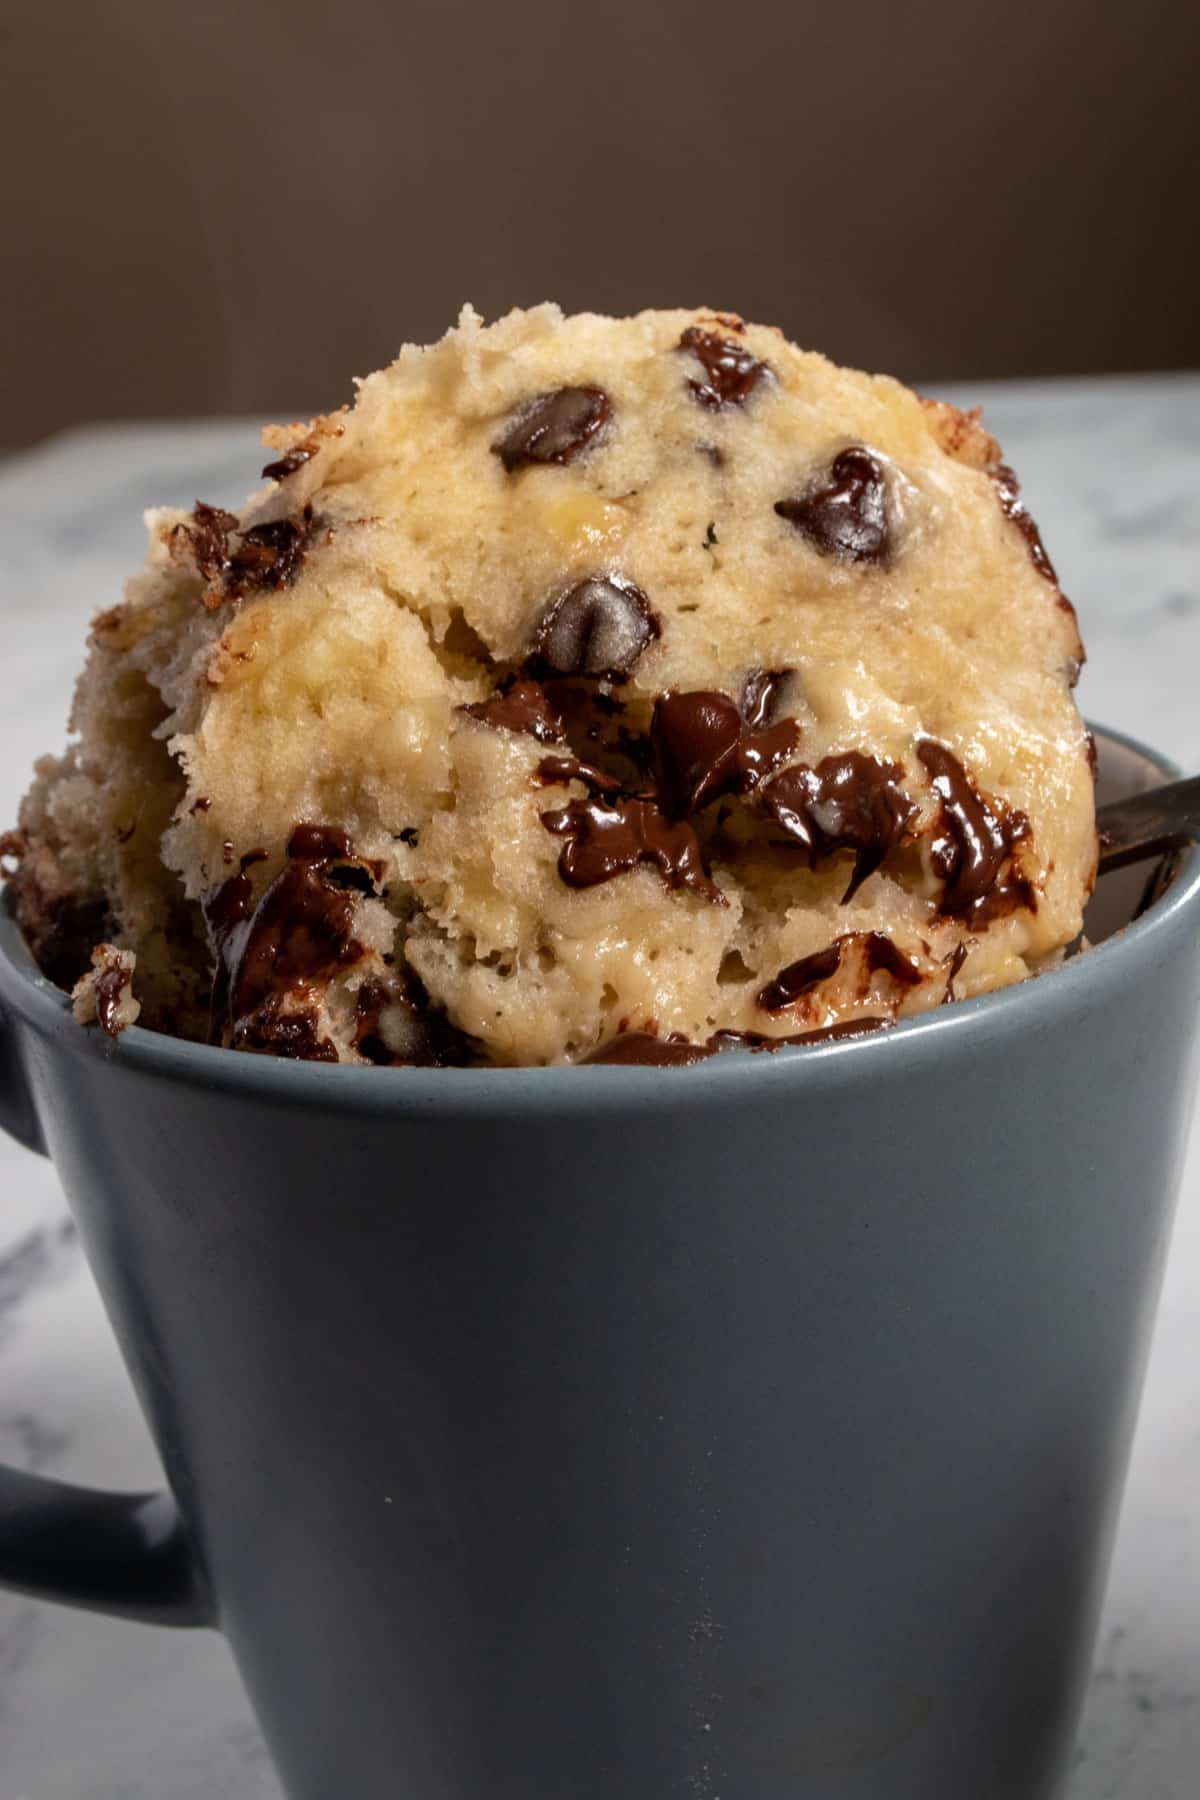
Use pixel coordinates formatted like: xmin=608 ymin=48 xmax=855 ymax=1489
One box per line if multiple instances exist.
xmin=1097 ymin=775 xmax=1200 ymax=873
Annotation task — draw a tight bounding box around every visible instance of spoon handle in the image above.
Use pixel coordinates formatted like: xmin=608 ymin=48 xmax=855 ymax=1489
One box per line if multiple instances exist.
xmin=1096 ymin=774 xmax=1200 ymax=872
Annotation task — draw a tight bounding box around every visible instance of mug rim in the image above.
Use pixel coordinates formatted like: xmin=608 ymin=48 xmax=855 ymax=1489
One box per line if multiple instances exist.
xmin=2 ymin=722 xmax=1197 ymax=1118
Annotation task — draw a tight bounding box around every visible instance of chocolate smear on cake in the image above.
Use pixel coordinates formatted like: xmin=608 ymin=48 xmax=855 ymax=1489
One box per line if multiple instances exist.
xmin=542 ymin=794 xmax=724 ymax=903
xmin=460 ymin=679 xmax=566 ymax=744
xmin=917 ymin=740 xmax=1037 ymax=923
xmin=760 ymin=752 xmax=916 ymax=899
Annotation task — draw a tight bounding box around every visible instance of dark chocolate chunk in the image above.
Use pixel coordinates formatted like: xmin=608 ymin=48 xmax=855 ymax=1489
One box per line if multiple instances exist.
xmin=650 ymin=689 xmax=799 ymax=815
xmin=761 ymin=751 xmax=916 ymax=899
xmin=528 ymin=575 xmax=660 ymax=680
xmin=541 ymin=795 xmax=724 ymax=904
xmin=460 ymin=679 xmax=565 ymax=744
xmin=757 ymin=941 xmax=845 ymax=1012
xmin=493 ymin=387 xmax=612 ymax=472
xmin=397 ymin=827 xmax=419 ymax=847
xmin=203 ymin=823 xmax=367 ymax=1053
xmin=678 ymin=327 xmax=769 ymax=411
xmin=170 ymin=501 xmax=324 ymax=609
xmin=917 ymin=740 xmax=1036 ymax=922
xmin=582 ymin=1031 xmax=716 ymax=1067
xmin=775 ymin=447 xmax=891 ymax=564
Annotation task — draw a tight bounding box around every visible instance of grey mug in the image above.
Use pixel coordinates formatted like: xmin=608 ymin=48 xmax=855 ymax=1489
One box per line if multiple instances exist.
xmin=0 ymin=726 xmax=1197 ymax=1800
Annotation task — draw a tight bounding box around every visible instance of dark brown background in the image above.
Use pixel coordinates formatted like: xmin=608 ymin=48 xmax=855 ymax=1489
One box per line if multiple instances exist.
xmin=4 ymin=0 xmax=1197 ymax=450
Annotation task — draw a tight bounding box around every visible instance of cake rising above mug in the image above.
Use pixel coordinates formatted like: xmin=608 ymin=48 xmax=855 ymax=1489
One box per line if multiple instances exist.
xmin=0 ymin=305 xmax=1096 ymax=1066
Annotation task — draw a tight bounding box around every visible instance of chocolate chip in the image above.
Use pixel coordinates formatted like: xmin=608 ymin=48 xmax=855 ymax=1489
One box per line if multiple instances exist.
xmin=740 ymin=668 xmax=792 ymax=730
xmin=775 ymin=447 xmax=891 ymax=564
xmin=261 ymin=444 xmax=315 ymax=482
xmin=703 ymin=521 xmax=718 ymax=549
xmin=493 ymin=387 xmax=612 ymax=472
xmin=541 ymin=794 xmax=724 ymax=904
xmin=397 ymin=827 xmax=419 ymax=847
xmin=528 ymin=575 xmax=660 ymax=680
xmin=760 ymin=751 xmax=916 ymax=899
xmin=916 ymin=740 xmax=1036 ymax=922
xmin=678 ymin=327 xmax=769 ymax=411
xmin=459 ymin=679 xmax=566 ymax=744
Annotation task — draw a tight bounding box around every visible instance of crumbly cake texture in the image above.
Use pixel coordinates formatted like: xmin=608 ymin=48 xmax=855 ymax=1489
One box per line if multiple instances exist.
xmin=3 ymin=304 xmax=1095 ymax=1066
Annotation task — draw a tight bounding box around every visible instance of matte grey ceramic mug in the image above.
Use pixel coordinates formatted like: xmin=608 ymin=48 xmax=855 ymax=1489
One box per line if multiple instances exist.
xmin=1 ymin=726 xmax=1197 ymax=1800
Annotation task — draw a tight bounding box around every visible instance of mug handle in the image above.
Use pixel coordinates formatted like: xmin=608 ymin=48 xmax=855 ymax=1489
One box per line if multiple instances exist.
xmin=0 ymin=1008 xmax=213 ymax=1627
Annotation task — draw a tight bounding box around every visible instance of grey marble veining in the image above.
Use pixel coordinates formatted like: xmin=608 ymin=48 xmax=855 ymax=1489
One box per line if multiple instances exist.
xmin=0 ymin=374 xmax=1197 ymax=1797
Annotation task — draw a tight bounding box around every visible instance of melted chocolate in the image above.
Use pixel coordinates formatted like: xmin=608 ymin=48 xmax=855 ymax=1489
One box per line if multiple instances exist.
xmin=171 ymin=501 xmax=324 ymax=608
xmin=757 ymin=941 xmax=844 ymax=1011
xmin=678 ymin=327 xmax=769 ymax=410
xmin=460 ymin=679 xmax=565 ymax=744
xmin=537 ymin=753 xmax=623 ymax=794
xmin=712 ymin=1017 xmax=891 ymax=1050
xmin=94 ymin=959 xmax=131 ymax=1039
xmin=650 ymin=690 xmax=800 ymax=815
xmin=775 ymin=447 xmax=891 ymax=564
xmin=584 ymin=1013 xmax=892 ymax=1064
xmin=541 ymin=795 xmax=724 ymax=903
xmin=943 ymin=939 xmax=969 ymax=1003
xmin=761 ymin=752 xmax=916 ymax=899
xmin=917 ymin=740 xmax=1037 ymax=922
xmin=493 ymin=387 xmax=612 ymax=472
xmin=991 ymin=462 xmax=1057 ymax=584
xmin=758 ymin=928 xmax=921 ymax=1013
xmin=232 ymin=998 xmax=339 ymax=1061
xmin=529 ymin=575 xmax=660 ymax=680
xmin=861 ymin=931 xmax=922 ymax=987
xmin=582 ymin=1031 xmax=715 ymax=1066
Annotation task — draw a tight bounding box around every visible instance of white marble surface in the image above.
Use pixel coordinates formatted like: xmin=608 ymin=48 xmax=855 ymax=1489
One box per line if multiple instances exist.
xmin=0 ymin=376 xmax=1198 ymax=1796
